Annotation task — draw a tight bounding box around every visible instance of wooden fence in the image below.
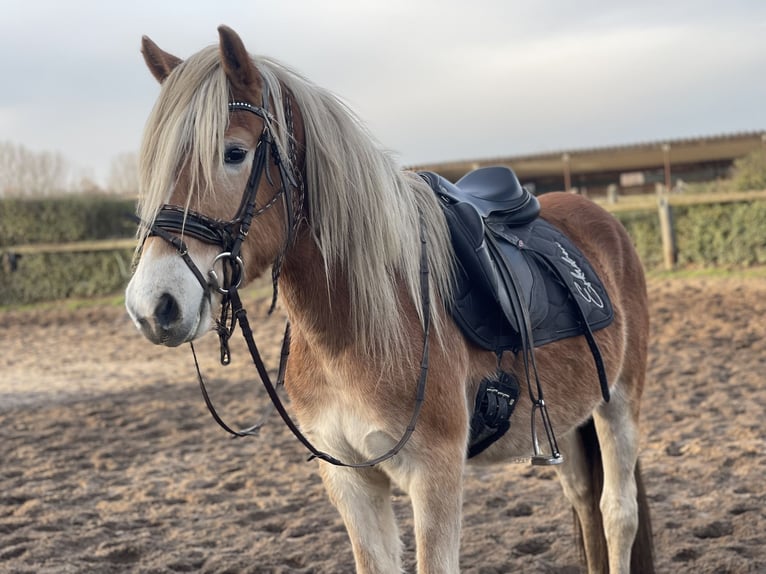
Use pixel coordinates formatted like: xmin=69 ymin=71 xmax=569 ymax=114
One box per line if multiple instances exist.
xmin=2 ymin=238 xmax=136 ymax=256
xmin=594 ymin=189 xmax=766 ymax=270
xmin=1 ymin=238 xmax=136 ymax=275
xmin=3 ymin=190 xmax=765 ymax=273
xmin=594 ymin=189 xmax=766 ymax=213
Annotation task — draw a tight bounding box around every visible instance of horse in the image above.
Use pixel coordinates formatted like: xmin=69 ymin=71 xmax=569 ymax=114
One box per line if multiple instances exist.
xmin=125 ymin=26 xmax=654 ymax=574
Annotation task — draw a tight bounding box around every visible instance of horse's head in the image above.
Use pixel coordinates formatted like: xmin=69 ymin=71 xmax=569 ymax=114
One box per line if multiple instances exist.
xmin=125 ymin=26 xmax=302 ymax=347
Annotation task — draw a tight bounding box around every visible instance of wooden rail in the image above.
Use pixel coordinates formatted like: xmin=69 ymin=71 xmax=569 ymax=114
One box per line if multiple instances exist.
xmin=1 ymin=238 xmax=137 ymax=256
xmin=595 ymin=189 xmax=766 ymax=213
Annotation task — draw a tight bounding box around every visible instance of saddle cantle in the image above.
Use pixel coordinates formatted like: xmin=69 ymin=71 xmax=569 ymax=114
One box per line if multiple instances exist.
xmin=421 ymin=167 xmax=615 ymax=458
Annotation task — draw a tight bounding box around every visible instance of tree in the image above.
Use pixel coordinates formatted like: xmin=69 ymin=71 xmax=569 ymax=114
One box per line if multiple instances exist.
xmin=107 ymin=152 xmax=139 ymax=196
xmin=0 ymin=141 xmax=71 ymax=197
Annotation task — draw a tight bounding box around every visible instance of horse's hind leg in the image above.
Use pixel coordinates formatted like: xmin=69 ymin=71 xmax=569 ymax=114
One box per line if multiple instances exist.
xmin=319 ymin=464 xmax=401 ymax=574
xmin=554 ymin=426 xmax=608 ymax=573
xmin=593 ymin=383 xmax=641 ymax=574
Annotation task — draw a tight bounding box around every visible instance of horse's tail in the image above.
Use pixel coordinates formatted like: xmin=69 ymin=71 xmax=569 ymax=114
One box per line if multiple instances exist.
xmin=574 ymin=419 xmax=655 ymax=574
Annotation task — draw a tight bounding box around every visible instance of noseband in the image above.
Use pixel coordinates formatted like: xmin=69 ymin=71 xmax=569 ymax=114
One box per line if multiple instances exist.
xmin=139 ymin=82 xmax=432 ymax=469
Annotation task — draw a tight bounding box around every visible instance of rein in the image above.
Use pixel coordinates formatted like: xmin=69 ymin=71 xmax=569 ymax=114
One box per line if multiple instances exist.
xmin=141 ymin=87 xmax=432 ymax=468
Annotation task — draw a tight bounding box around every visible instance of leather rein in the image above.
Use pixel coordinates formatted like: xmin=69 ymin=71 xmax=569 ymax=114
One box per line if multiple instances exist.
xmin=139 ymin=84 xmax=432 ymax=468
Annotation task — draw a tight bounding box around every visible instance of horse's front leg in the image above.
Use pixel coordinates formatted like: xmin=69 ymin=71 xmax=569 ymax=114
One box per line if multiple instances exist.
xmin=319 ymin=464 xmax=401 ymax=574
xmin=407 ymin=449 xmax=465 ymax=574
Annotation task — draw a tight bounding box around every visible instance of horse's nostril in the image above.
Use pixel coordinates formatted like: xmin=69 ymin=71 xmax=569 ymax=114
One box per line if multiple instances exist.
xmin=154 ymin=293 xmax=181 ymax=330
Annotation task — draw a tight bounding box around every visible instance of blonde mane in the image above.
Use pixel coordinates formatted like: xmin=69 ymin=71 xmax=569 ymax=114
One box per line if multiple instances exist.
xmin=137 ymin=45 xmax=455 ymax=358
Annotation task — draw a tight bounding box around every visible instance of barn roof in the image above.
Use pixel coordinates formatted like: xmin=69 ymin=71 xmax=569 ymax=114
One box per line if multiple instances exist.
xmin=409 ymin=131 xmax=766 ymax=182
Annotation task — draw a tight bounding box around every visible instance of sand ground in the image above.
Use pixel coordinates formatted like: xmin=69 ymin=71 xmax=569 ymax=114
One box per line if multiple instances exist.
xmin=1 ymin=275 xmax=764 ymax=573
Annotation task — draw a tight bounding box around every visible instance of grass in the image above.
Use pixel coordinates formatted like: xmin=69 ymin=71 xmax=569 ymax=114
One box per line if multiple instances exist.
xmin=3 ymin=267 xmax=764 ymax=315
xmin=0 ymin=277 xmax=275 ymax=314
xmin=646 ymin=265 xmax=766 ymax=281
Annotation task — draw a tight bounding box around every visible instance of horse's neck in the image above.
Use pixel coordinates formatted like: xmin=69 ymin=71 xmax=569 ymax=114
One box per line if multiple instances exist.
xmin=279 ymin=232 xmax=354 ymax=352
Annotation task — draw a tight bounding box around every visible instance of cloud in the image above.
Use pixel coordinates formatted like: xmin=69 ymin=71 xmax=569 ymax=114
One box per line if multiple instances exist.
xmin=0 ymin=1 xmax=764 ymax=183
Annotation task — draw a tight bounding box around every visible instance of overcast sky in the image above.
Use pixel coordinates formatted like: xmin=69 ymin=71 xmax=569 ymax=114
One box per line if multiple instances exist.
xmin=1 ymin=0 xmax=765 ymax=185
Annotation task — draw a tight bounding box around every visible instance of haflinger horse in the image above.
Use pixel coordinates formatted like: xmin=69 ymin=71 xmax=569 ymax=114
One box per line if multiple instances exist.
xmin=125 ymin=26 xmax=654 ymax=574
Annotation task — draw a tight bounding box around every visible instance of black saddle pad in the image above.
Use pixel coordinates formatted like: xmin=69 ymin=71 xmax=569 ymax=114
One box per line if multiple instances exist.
xmin=441 ymin=199 xmax=614 ymax=353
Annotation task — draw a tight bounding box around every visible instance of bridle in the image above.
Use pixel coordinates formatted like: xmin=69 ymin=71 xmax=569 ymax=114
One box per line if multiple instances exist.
xmin=148 ymin=82 xmax=299 ymax=321
xmin=139 ymin=80 xmax=432 ymax=468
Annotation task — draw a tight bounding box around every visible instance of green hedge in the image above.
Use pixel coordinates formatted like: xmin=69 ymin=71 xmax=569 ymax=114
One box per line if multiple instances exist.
xmin=1 ymin=196 xmax=137 ymax=306
xmin=0 ymin=249 xmax=133 ymax=305
xmin=613 ymin=210 xmax=664 ymax=269
xmin=0 ymin=196 xmax=136 ymax=247
xmin=614 ymin=200 xmax=766 ymax=269
xmin=1 ymin=196 xmax=765 ymax=306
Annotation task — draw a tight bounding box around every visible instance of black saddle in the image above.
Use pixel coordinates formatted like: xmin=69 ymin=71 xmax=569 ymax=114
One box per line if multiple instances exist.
xmin=421 ymin=166 xmax=612 ymax=352
xmin=421 ymin=167 xmax=615 ymax=458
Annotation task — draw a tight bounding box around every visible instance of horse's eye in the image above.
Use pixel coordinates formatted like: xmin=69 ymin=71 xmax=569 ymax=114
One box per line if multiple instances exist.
xmin=224 ymin=147 xmax=248 ymax=165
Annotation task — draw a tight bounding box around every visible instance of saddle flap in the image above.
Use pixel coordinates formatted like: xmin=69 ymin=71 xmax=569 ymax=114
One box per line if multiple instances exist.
xmin=484 ymin=228 xmax=549 ymax=333
xmin=441 ymin=202 xmax=549 ymax=350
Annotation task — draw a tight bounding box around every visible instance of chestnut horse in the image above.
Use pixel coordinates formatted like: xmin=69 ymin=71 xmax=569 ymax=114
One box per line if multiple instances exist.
xmin=125 ymin=26 xmax=654 ymax=574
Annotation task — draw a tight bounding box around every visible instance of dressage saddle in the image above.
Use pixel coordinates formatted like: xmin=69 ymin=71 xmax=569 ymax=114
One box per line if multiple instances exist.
xmin=420 ymin=167 xmax=614 ymax=458
xmin=422 ymin=166 xmax=613 ymax=354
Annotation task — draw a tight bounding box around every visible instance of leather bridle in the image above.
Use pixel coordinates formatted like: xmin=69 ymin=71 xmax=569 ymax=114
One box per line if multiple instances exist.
xmin=139 ymin=81 xmax=433 ymax=468
xmin=148 ymin=83 xmax=298 ymax=311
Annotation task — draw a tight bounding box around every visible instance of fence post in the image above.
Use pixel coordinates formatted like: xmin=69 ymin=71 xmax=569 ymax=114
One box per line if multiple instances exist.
xmin=607 ymin=184 xmax=619 ymax=204
xmin=657 ymin=196 xmax=676 ymax=270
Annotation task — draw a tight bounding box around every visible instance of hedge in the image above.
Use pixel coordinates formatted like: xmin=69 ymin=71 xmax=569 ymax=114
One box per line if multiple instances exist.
xmin=0 ymin=249 xmax=134 ymax=305
xmin=614 ymin=200 xmax=766 ymax=269
xmin=1 ymin=196 xmax=765 ymax=306
xmin=0 ymin=196 xmax=136 ymax=247
xmin=1 ymin=196 xmax=137 ymax=305
xmin=613 ymin=210 xmax=664 ymax=269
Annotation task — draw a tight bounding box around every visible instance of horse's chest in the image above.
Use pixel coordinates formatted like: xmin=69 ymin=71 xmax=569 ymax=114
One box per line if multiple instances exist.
xmin=306 ymin=389 xmax=387 ymax=460
xmin=286 ymin=358 xmax=385 ymax=459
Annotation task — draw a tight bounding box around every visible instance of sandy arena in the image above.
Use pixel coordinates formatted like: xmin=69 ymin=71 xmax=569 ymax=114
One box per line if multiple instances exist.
xmin=1 ymin=274 xmax=764 ymax=573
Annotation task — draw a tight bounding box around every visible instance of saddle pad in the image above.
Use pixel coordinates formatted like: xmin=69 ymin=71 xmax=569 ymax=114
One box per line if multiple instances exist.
xmin=444 ymin=205 xmax=614 ymax=353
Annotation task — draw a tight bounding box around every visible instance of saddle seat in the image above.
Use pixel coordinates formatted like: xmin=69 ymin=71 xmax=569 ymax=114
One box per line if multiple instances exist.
xmin=426 ymin=166 xmax=540 ymax=223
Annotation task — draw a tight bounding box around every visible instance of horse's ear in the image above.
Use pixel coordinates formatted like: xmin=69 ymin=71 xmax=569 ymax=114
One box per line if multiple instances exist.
xmin=141 ymin=36 xmax=182 ymax=84
xmin=218 ymin=25 xmax=260 ymax=90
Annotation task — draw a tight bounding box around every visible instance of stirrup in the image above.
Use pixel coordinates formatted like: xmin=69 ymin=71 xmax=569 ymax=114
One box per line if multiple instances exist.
xmin=530 ymin=399 xmax=563 ymax=466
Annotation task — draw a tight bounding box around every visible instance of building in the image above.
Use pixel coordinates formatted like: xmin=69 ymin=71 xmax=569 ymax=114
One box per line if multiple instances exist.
xmin=410 ymin=132 xmax=766 ymax=196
